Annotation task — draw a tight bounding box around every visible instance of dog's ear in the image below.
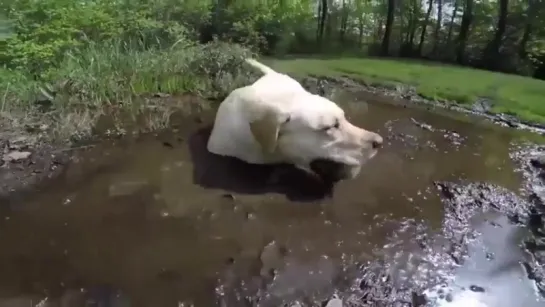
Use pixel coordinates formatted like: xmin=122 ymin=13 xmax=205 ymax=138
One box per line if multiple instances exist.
xmin=248 ymin=105 xmax=288 ymax=154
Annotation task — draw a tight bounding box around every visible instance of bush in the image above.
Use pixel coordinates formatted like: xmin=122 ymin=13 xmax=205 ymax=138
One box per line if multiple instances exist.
xmin=39 ymin=38 xmax=255 ymax=104
xmin=0 ymin=36 xmax=257 ymax=142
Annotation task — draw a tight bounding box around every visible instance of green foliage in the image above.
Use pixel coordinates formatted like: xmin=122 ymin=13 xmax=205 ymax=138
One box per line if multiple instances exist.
xmin=2 ymin=0 xmax=197 ymax=74
xmin=1 ymin=0 xmax=318 ymax=74
xmin=2 ymin=38 xmax=255 ymax=110
xmin=2 ymin=0 xmax=545 ymax=142
xmin=5 ymin=0 xmax=544 ymax=76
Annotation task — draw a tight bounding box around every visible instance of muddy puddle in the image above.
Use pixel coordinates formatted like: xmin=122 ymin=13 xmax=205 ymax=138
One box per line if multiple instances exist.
xmin=0 ymin=89 xmax=544 ymax=307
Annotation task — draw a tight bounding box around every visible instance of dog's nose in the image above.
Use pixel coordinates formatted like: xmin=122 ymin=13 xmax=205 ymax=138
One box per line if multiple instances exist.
xmin=357 ymin=129 xmax=383 ymax=149
xmin=371 ymin=135 xmax=383 ymax=149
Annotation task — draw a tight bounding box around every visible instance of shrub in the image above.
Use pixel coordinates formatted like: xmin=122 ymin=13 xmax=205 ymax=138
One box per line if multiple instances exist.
xmin=0 ymin=36 xmax=257 ymax=142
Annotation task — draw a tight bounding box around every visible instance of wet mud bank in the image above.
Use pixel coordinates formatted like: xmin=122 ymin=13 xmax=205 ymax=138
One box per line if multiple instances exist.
xmin=0 ymin=94 xmax=209 ymax=205
xmin=299 ymin=75 xmax=545 ymax=135
xmin=0 ymin=136 xmax=71 ymax=203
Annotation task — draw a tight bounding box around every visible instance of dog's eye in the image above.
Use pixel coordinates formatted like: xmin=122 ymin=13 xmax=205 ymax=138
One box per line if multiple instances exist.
xmin=322 ymin=119 xmax=340 ymax=131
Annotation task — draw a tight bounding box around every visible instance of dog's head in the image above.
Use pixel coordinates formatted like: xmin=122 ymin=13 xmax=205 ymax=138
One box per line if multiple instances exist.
xmin=247 ymin=93 xmax=383 ymax=182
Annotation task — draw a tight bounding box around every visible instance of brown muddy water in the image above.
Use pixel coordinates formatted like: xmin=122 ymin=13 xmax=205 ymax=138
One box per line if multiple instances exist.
xmin=0 ymin=90 xmax=543 ymax=307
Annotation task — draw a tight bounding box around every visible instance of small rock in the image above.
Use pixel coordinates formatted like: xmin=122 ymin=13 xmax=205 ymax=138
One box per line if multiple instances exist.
xmin=245 ymin=212 xmax=256 ymax=220
xmin=259 ymin=241 xmax=285 ymax=278
xmin=472 ymin=98 xmax=493 ymax=113
xmin=162 ymin=141 xmax=174 ymax=148
xmin=8 ymin=136 xmax=30 ymax=150
xmin=531 ymin=154 xmax=545 ymax=169
xmin=324 ymin=298 xmax=343 ymax=307
xmin=153 ymin=92 xmax=170 ymax=98
xmin=222 ymin=193 xmax=235 ymax=201
xmin=410 ymin=118 xmax=434 ymax=131
xmin=411 ymin=291 xmax=427 ymax=307
xmin=3 ymin=151 xmax=31 ymax=162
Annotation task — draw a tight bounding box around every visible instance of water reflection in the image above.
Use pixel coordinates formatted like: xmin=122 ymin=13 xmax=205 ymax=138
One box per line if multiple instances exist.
xmin=426 ymin=213 xmax=542 ymax=307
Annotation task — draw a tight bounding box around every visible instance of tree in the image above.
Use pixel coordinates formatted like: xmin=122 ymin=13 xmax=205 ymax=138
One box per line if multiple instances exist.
xmin=381 ymin=0 xmax=396 ymax=55
xmin=456 ymin=0 xmax=474 ymax=64
xmin=446 ymin=0 xmax=460 ymax=47
xmin=432 ymin=0 xmax=443 ymax=55
xmin=482 ymin=0 xmax=509 ymax=69
xmin=5 ymin=0 xmax=545 ymax=79
xmin=418 ymin=0 xmax=435 ymax=55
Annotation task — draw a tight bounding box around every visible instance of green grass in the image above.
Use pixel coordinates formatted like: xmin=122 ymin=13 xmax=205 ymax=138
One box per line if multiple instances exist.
xmin=268 ymin=57 xmax=545 ymax=124
xmin=1 ymin=40 xmax=257 ymax=143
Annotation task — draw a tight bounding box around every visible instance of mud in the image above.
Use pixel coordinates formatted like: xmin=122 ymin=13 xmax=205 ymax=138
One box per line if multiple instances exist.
xmin=0 ymin=136 xmax=71 ymax=204
xmin=1 ymin=78 xmax=545 ymax=307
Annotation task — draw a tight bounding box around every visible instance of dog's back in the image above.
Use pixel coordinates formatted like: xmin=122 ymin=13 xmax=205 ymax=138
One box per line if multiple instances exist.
xmin=245 ymin=59 xmax=306 ymax=96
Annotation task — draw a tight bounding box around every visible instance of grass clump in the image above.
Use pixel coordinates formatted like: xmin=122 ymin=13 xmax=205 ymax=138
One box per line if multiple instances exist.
xmin=270 ymin=57 xmax=545 ymax=124
xmin=1 ymin=40 xmax=257 ymax=143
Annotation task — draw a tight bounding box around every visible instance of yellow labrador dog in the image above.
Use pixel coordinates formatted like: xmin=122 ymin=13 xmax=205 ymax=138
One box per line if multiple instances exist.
xmin=207 ymin=58 xmax=383 ymax=182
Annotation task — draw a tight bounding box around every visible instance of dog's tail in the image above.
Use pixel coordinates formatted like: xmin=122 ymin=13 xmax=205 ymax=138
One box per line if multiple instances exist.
xmin=245 ymin=58 xmax=276 ymax=75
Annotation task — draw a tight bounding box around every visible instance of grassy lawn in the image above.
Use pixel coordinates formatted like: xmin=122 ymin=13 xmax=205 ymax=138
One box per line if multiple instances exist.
xmin=268 ymin=57 xmax=545 ymax=124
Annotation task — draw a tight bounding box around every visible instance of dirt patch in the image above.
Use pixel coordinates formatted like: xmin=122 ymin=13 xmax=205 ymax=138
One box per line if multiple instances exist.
xmin=0 ymin=135 xmax=71 ymax=204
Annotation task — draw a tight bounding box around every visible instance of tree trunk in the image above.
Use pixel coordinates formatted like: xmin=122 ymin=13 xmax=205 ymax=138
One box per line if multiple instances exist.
xmin=519 ymin=22 xmax=532 ymax=58
xmin=317 ymin=0 xmax=328 ymax=47
xmin=519 ymin=0 xmax=537 ymax=57
xmin=324 ymin=0 xmax=332 ymax=41
xmin=381 ymin=0 xmax=395 ymax=55
xmin=483 ymin=0 xmax=508 ymax=67
xmin=377 ymin=17 xmax=384 ymax=41
xmin=456 ymin=0 xmax=474 ymax=64
xmin=432 ymin=0 xmax=443 ymax=54
xmin=316 ymin=1 xmax=322 ymax=43
xmin=418 ymin=0 xmax=435 ymax=55
xmin=339 ymin=0 xmax=348 ymax=43
xmin=408 ymin=0 xmax=420 ymax=46
xmin=446 ymin=0 xmax=459 ymax=46
xmin=358 ymin=16 xmax=365 ymax=45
